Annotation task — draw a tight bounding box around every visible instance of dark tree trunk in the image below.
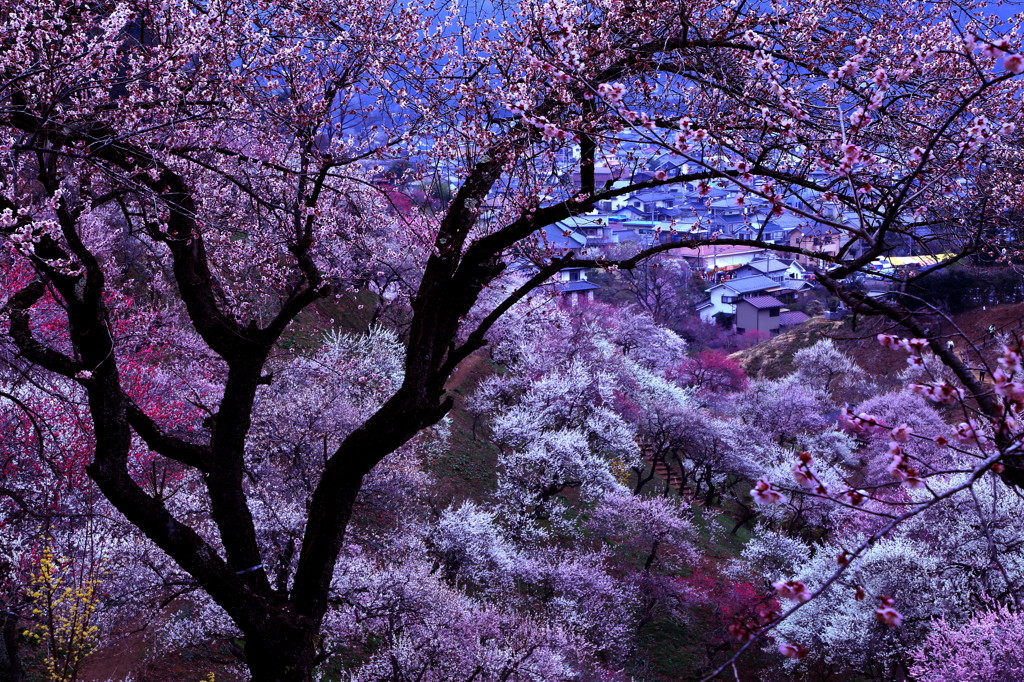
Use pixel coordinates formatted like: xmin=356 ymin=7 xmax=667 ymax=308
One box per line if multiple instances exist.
xmin=244 ymin=622 xmax=321 ymax=682
xmin=0 ymin=609 xmax=22 ymax=682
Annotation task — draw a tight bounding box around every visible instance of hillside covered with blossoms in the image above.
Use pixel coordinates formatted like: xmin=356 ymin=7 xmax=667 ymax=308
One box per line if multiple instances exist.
xmin=3 ymin=0 xmax=1024 ymax=679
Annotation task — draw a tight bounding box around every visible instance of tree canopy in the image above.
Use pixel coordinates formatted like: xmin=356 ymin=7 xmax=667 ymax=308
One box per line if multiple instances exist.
xmin=3 ymin=0 xmax=1024 ymax=679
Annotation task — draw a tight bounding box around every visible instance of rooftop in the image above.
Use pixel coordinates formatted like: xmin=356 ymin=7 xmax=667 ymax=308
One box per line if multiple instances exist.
xmin=780 ymin=310 xmax=811 ymax=326
xmin=739 ymin=295 xmax=785 ymax=309
xmin=634 ymin=190 xmax=682 ymax=201
xmin=555 ymin=281 xmax=600 ymax=293
xmin=541 ymin=223 xmax=587 ymax=249
xmin=675 ymin=245 xmax=766 ymax=258
xmin=742 ymin=258 xmax=790 ymax=274
xmin=715 ymin=275 xmax=781 ymax=294
xmin=793 ymin=221 xmax=841 ymax=237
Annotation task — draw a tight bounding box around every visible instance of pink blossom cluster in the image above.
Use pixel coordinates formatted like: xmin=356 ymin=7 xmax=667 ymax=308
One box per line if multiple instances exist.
xmin=876 ymin=334 xmax=929 ymax=367
xmin=838 ymin=406 xmax=889 ymax=435
xmin=839 ymin=142 xmax=864 ymax=174
xmin=874 ymin=595 xmax=903 ymax=627
xmin=791 ymin=451 xmax=828 ymax=495
xmin=778 ymin=641 xmax=808 ymax=659
xmin=887 ymin=442 xmax=924 ymax=489
xmin=752 ymin=479 xmax=787 ymax=505
xmin=998 ymin=343 xmax=1023 ymax=375
xmin=773 ymin=579 xmax=812 ymax=602
xmin=953 ymin=420 xmax=985 ymax=446
xmin=908 ymin=382 xmax=964 ymax=405
xmin=993 ymin=370 xmax=1024 ymax=406
xmin=597 ymin=82 xmax=626 ymax=105
xmin=837 ymin=488 xmax=868 ymax=506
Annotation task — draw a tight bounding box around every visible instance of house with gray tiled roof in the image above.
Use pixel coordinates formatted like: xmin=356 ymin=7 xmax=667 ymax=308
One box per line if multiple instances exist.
xmin=779 ymin=310 xmax=811 ymax=326
xmin=706 ymin=283 xmax=812 ymax=334
xmin=550 ymin=216 xmax=611 ymax=245
xmin=655 ymin=216 xmax=709 ymax=244
xmin=731 ymin=215 xmax=795 ymax=244
xmin=733 ymin=256 xmax=811 ymax=290
xmin=604 ymin=205 xmax=649 ymax=221
xmin=741 ymin=294 xmax=787 ymax=308
xmin=618 ymin=189 xmax=689 ymax=221
xmin=540 ymin=222 xmax=588 ymax=252
xmin=697 ymin=274 xmax=786 ymax=323
xmin=734 ymin=295 xmax=811 ymax=335
xmin=706 ymin=198 xmax=747 ymax=233
xmin=673 ymin=245 xmax=768 ymax=274
xmin=735 ymin=295 xmax=785 ymax=336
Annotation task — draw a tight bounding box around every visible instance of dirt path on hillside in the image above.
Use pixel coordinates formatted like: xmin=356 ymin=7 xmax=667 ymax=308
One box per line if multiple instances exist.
xmin=444 ymin=352 xmax=488 ymax=399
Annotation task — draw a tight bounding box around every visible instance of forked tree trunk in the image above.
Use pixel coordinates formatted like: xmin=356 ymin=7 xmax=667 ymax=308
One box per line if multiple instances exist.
xmin=244 ymin=620 xmax=321 ymax=682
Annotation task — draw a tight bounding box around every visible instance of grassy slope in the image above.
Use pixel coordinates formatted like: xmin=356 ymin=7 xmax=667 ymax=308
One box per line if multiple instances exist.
xmin=731 ymin=302 xmax=1024 ymax=381
xmin=279 ymin=290 xmax=381 ymax=350
xmin=433 ymin=353 xmax=502 ymax=501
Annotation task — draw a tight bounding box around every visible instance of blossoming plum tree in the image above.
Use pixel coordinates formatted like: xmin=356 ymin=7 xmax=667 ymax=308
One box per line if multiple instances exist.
xmin=3 ymin=0 xmax=1024 ymax=678
xmin=911 ymin=604 xmax=1024 ymax=681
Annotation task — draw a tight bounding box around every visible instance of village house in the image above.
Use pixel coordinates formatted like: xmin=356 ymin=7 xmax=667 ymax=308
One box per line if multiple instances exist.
xmin=734 ymin=296 xmax=811 ymax=336
xmin=731 ymin=212 xmax=802 ymax=244
xmin=655 ymin=216 xmax=709 ymax=244
xmin=696 ymin=274 xmax=786 ymax=324
xmin=733 ymin=256 xmax=810 ymax=289
xmin=672 ymin=244 xmax=768 ymax=278
xmin=553 ymin=215 xmax=662 ymax=248
xmin=788 ymin=222 xmax=845 ymax=266
xmin=539 ymin=222 xmax=587 ymax=253
xmin=551 ymin=266 xmax=599 ymax=305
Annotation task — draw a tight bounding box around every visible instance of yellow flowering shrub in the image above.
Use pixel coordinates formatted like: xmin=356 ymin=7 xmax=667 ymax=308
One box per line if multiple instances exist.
xmin=24 ymin=546 xmax=104 ymax=682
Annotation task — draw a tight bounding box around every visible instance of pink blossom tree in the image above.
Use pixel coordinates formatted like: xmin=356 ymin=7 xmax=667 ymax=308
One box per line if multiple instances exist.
xmin=674 ymin=349 xmax=748 ymax=396
xmin=4 ymin=0 xmax=1024 ymax=679
xmin=911 ymin=604 xmax=1024 ymax=681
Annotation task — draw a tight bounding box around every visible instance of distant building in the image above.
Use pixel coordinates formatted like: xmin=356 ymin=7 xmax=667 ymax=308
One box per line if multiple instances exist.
xmin=789 ymin=222 xmax=845 ymax=265
xmin=787 ymin=211 xmax=866 ymax=266
xmin=706 ymin=197 xmax=749 ymax=233
xmin=697 ymin=274 xmax=786 ymax=324
xmin=507 ymin=258 xmax=599 ymax=306
xmin=733 ymin=297 xmax=810 ymax=336
xmin=733 ymin=256 xmax=810 ymax=289
xmin=554 ymin=215 xmax=661 ymax=247
xmin=539 ymin=222 xmax=587 ymax=252
xmin=734 ymin=295 xmax=785 ymax=335
xmin=673 ymin=245 xmax=768 ymax=274
xmin=551 ymin=267 xmax=598 ymax=305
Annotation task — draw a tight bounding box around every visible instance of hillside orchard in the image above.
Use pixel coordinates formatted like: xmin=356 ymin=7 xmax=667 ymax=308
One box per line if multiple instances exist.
xmin=3 ymin=0 xmax=1024 ymax=679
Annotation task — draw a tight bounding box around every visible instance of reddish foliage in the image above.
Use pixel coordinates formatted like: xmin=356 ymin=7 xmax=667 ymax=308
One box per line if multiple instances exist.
xmin=674 ymin=350 xmax=748 ymax=393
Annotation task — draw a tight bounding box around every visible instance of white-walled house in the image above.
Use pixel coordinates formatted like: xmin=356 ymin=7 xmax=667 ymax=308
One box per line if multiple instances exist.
xmin=697 ymin=275 xmax=784 ymax=323
xmin=592 ymin=181 xmax=640 ymax=213
xmin=733 ymin=256 xmax=809 ymax=288
xmin=674 ymin=245 xmax=768 ymax=273
xmin=552 ymin=267 xmax=598 ymax=305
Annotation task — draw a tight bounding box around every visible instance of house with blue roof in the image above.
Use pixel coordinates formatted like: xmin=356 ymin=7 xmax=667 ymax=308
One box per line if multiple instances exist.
xmin=551 ymin=267 xmax=599 ymax=305
xmin=539 ymin=222 xmax=588 ymax=252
